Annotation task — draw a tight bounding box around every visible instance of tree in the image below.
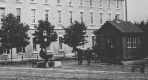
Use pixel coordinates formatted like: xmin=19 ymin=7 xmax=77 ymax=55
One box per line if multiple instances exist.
xmin=0 ymin=13 xmax=30 ymax=62
xmin=63 ymin=21 xmax=87 ymax=52
xmin=33 ymin=20 xmax=57 ymax=48
xmin=33 ymin=20 xmax=57 ymax=67
xmin=93 ymin=29 xmax=101 ymax=62
xmin=134 ymin=21 xmax=148 ymax=56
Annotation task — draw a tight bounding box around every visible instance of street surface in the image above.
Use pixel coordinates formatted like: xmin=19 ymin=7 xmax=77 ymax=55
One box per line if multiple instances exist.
xmin=0 ymin=60 xmax=147 ymax=80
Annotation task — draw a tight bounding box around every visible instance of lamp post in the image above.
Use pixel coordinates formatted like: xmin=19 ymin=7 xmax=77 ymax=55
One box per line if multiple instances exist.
xmin=43 ymin=30 xmax=47 ymax=55
xmin=43 ymin=30 xmax=48 ymax=67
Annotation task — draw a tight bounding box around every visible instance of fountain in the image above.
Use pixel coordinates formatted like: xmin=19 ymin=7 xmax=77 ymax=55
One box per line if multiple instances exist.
xmin=39 ymin=48 xmax=53 ymax=67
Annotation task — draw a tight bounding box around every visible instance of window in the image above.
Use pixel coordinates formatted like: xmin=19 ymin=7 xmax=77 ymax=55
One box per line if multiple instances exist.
xmin=82 ymin=44 xmax=85 ymax=48
xmin=127 ymin=37 xmax=137 ymax=48
xmin=132 ymin=37 xmax=137 ymax=48
xmin=127 ymin=37 xmax=131 ymax=48
xmin=107 ymin=0 xmax=111 ymax=8
xmin=33 ymin=38 xmax=37 ymax=51
xmin=108 ymin=12 xmax=112 ymax=21
xmin=57 ymin=0 xmax=60 ymax=4
xmin=3 ymin=48 xmax=10 ymax=54
xmin=92 ymin=36 xmax=95 ymax=48
xmin=31 ymin=9 xmax=36 ymax=24
xmin=90 ymin=0 xmax=92 ymax=7
xmin=16 ymin=0 xmax=22 ymax=2
xmin=116 ymin=0 xmax=119 ymax=9
xmin=16 ymin=8 xmax=21 ymax=22
xmin=99 ymin=0 xmax=102 ymax=8
xmin=80 ymin=0 xmax=83 ymax=6
xmin=69 ymin=11 xmax=72 ymax=23
xmin=31 ymin=0 xmax=36 ymax=3
xmin=45 ymin=10 xmax=49 ymax=21
xmin=69 ymin=0 xmax=72 ymax=5
xmin=57 ymin=10 xmax=61 ymax=24
xmin=46 ymin=45 xmax=51 ymax=51
xmin=46 ymin=40 xmax=51 ymax=51
xmin=80 ymin=12 xmax=83 ymax=23
xmin=45 ymin=0 xmax=48 ymax=3
xmin=0 ymin=7 xmax=5 ymax=23
xmin=90 ymin=12 xmax=94 ymax=24
xmin=59 ymin=37 xmax=63 ymax=50
xmin=116 ymin=13 xmax=120 ymax=19
xmin=99 ymin=13 xmax=103 ymax=25
xmin=16 ymin=47 xmax=25 ymax=53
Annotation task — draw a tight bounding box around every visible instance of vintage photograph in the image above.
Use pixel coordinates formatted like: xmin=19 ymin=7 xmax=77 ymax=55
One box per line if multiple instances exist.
xmin=0 ymin=0 xmax=148 ymax=80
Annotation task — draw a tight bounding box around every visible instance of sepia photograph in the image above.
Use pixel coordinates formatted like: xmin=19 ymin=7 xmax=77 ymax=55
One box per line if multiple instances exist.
xmin=0 ymin=0 xmax=148 ymax=80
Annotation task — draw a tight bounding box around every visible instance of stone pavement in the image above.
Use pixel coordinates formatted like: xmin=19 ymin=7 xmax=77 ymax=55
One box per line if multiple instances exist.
xmin=0 ymin=67 xmax=131 ymax=74
xmin=0 ymin=66 xmax=147 ymax=80
xmin=0 ymin=59 xmax=148 ymax=80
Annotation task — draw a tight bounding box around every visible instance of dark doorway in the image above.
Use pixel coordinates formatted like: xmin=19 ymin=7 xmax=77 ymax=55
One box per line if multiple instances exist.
xmin=106 ymin=36 xmax=115 ymax=58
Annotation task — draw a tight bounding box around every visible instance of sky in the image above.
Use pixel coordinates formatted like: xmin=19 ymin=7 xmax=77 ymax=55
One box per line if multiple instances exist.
xmin=127 ymin=0 xmax=148 ymax=23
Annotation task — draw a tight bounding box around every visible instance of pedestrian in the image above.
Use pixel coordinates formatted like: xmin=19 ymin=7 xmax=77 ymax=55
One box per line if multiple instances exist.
xmin=77 ymin=48 xmax=83 ymax=65
xmin=86 ymin=48 xmax=92 ymax=65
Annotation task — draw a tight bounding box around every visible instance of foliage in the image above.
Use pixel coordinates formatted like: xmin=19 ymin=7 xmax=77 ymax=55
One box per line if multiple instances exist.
xmin=0 ymin=13 xmax=30 ymax=48
xmin=134 ymin=21 xmax=148 ymax=54
xmin=33 ymin=20 xmax=57 ymax=48
xmin=63 ymin=21 xmax=87 ymax=51
xmin=93 ymin=30 xmax=100 ymax=53
xmin=134 ymin=21 xmax=148 ymax=33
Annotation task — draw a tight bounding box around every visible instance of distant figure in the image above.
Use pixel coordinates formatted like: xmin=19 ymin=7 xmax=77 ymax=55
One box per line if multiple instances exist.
xmin=86 ymin=48 xmax=92 ymax=65
xmin=77 ymin=48 xmax=83 ymax=65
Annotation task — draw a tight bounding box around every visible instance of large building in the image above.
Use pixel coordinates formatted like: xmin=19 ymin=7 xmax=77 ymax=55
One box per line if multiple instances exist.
xmin=0 ymin=0 xmax=125 ymax=59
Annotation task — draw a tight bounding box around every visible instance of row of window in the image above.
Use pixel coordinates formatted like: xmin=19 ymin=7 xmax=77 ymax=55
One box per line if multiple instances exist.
xmin=33 ymin=35 xmax=96 ymax=52
xmin=3 ymin=35 xmax=95 ymax=54
xmin=70 ymin=0 xmax=120 ymax=9
xmin=16 ymin=0 xmax=121 ymax=9
xmin=33 ymin=36 xmax=63 ymax=52
xmin=3 ymin=47 xmax=25 ymax=54
xmin=31 ymin=9 xmax=120 ymax=25
xmin=3 ymin=36 xmax=63 ymax=54
xmin=0 ymin=7 xmax=120 ymax=25
xmin=68 ymin=11 xmax=120 ymax=25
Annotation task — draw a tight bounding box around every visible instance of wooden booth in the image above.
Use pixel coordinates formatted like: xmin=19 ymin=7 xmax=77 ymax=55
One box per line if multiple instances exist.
xmin=98 ymin=20 xmax=144 ymax=60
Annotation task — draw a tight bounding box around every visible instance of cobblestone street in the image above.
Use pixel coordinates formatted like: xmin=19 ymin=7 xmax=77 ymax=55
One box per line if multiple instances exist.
xmin=0 ymin=60 xmax=148 ymax=80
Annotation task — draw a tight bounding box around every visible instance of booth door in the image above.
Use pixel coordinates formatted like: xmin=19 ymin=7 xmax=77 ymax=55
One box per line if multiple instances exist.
xmin=106 ymin=37 xmax=115 ymax=58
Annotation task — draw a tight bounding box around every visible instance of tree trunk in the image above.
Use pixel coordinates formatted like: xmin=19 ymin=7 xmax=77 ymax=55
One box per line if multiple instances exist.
xmin=11 ymin=48 xmax=12 ymax=63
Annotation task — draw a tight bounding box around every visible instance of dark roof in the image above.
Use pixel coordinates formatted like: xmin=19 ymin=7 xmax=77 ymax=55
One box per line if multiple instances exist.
xmin=108 ymin=20 xmax=144 ymax=33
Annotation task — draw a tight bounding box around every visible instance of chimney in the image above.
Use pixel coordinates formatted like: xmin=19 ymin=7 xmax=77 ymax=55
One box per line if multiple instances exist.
xmin=114 ymin=15 xmax=121 ymax=23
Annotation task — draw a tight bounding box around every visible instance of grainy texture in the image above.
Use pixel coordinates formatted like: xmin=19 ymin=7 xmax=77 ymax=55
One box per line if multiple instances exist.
xmin=0 ymin=60 xmax=148 ymax=80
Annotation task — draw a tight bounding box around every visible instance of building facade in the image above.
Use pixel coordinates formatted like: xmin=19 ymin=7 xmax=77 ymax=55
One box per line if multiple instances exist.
xmin=0 ymin=0 xmax=125 ymax=59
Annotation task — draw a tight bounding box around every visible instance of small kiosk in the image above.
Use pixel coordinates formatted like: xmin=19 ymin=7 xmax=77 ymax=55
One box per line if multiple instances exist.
xmin=98 ymin=20 xmax=144 ymax=60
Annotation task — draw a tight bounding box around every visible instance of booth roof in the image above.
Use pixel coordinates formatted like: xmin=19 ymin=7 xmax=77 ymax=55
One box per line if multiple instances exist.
xmin=109 ymin=20 xmax=144 ymax=33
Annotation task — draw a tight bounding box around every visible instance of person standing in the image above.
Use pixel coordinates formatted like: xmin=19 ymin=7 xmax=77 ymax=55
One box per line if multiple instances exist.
xmin=86 ymin=48 xmax=92 ymax=65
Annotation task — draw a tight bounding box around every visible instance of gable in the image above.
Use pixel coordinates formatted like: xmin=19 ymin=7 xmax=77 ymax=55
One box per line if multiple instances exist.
xmin=109 ymin=21 xmax=144 ymax=33
xmin=99 ymin=21 xmax=121 ymax=34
